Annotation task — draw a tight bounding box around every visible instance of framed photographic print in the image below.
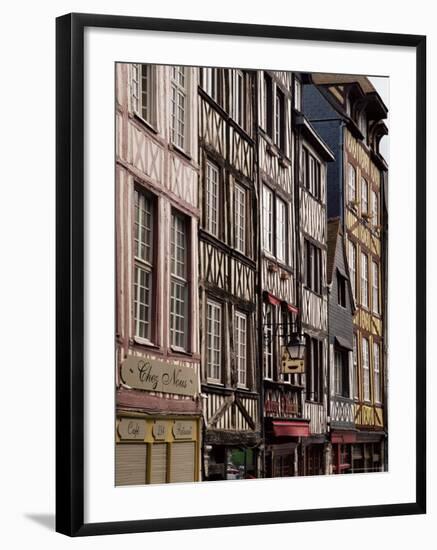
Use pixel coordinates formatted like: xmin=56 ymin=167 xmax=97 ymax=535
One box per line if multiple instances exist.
xmin=56 ymin=13 xmax=426 ymax=536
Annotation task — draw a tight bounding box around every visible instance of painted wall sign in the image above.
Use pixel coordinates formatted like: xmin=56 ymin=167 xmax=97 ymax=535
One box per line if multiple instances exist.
xmin=152 ymin=421 xmax=168 ymax=441
xmin=117 ymin=418 xmax=146 ymax=440
xmin=120 ymin=355 xmax=199 ymax=397
xmin=281 ymin=358 xmax=305 ymax=374
xmin=173 ymin=421 xmax=194 ymax=439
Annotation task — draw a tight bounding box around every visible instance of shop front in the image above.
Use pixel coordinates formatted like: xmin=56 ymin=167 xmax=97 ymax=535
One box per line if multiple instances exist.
xmin=350 ymin=432 xmax=386 ymax=473
xmin=115 ymin=415 xmax=201 ymax=485
xmin=265 ymin=419 xmax=310 ymax=478
xmin=330 ymin=430 xmax=358 ymax=474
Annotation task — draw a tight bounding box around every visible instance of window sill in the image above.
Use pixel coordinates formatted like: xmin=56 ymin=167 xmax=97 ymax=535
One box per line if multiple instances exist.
xmin=133 ymin=337 xmax=160 ymax=349
xmin=132 ymin=112 xmax=158 ymax=134
xmin=169 ymin=346 xmax=193 ymax=357
xmin=169 ymin=142 xmax=192 ymax=162
xmin=206 ymin=380 xmax=225 ymax=387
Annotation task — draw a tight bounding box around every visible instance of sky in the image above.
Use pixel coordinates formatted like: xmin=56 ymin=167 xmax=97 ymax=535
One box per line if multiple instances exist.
xmin=369 ymin=76 xmax=389 ymax=162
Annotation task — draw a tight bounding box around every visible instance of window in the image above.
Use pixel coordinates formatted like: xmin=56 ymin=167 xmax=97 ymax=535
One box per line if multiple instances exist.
xmin=134 ymin=189 xmax=154 ymax=341
xmin=334 ymin=348 xmax=349 ymax=397
xmin=372 ymin=261 xmax=380 ymax=314
xmin=305 ymin=240 xmax=322 ymax=294
xmin=275 ymin=89 xmax=284 ymax=149
xmin=348 ymin=241 xmax=357 ymax=299
xmin=170 ymin=66 xmax=188 ymax=151
xmin=353 ymin=334 xmax=359 ymax=399
xmin=206 ymin=300 xmax=222 ymax=382
xmin=294 ymin=77 xmax=302 ymax=111
xmin=361 ymin=252 xmax=369 ymax=308
xmin=234 ymin=184 xmax=247 ymax=254
xmin=132 ymin=64 xmax=155 ymax=124
xmin=276 ymin=198 xmax=287 ymax=262
xmin=263 ymin=73 xmax=273 ymax=136
xmin=348 ymin=163 xmax=357 ymax=202
xmin=303 ymin=148 xmax=321 ymax=200
xmin=232 ymin=70 xmax=245 ymax=129
xmin=263 ymin=185 xmax=274 ymax=253
xmin=205 ymin=160 xmax=219 ymax=236
xmin=372 ymin=190 xmax=379 ymax=225
xmin=373 ymin=343 xmax=382 ymax=403
xmin=361 ymin=177 xmax=368 ymax=214
xmin=358 ymin=111 xmax=367 ymax=139
xmin=235 ymin=311 xmax=248 ymax=387
xmin=170 ymin=212 xmax=189 ymax=350
xmin=201 ymin=68 xmax=221 ymax=104
xmin=362 ymin=338 xmax=370 ymax=401
xmin=337 ymin=273 xmax=347 ymax=307
xmin=263 ymin=303 xmax=274 ymax=380
xmin=306 ymin=336 xmax=323 ymax=402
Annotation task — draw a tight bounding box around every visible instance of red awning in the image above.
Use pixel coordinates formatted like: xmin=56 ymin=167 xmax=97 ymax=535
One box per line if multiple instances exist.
xmin=264 ymin=292 xmax=281 ymax=306
xmin=272 ymin=421 xmax=310 ymax=438
xmin=331 ymin=431 xmax=357 ymax=444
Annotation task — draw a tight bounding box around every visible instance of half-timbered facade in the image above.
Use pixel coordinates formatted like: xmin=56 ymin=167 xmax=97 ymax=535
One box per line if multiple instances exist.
xmin=198 ymin=68 xmax=261 ymax=481
xmin=296 ymin=111 xmax=335 ymax=475
xmin=303 ymin=74 xmax=388 ymax=472
xmin=115 ymin=63 xmax=202 ymax=485
xmin=326 ymin=218 xmax=356 ymax=474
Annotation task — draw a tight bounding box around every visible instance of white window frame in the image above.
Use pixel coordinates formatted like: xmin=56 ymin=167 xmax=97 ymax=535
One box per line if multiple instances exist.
xmin=263 ymin=303 xmax=274 ymax=380
xmin=294 ymin=77 xmax=302 ymax=111
xmin=361 ymin=177 xmax=368 ymax=214
xmin=232 ymin=70 xmax=245 ymax=129
xmin=133 ymin=189 xmax=154 ymax=342
xmin=263 ymin=185 xmax=274 ymax=254
xmin=349 ymin=240 xmax=357 ymax=299
xmin=131 ymin=64 xmax=155 ymax=125
xmin=206 ymin=299 xmax=222 ymax=383
xmin=362 ymin=337 xmax=371 ymax=402
xmin=275 ymin=89 xmax=283 ymax=148
xmin=170 ymin=211 xmax=189 ymax=351
xmin=202 ymin=68 xmax=220 ymax=103
xmin=348 ymin=163 xmax=357 ymax=203
xmin=235 ymin=311 xmax=248 ymax=388
xmin=372 ymin=261 xmax=380 ymax=314
xmin=276 ymin=197 xmax=287 ymax=262
xmin=372 ymin=190 xmax=379 ymax=225
xmin=170 ymin=66 xmax=188 ymax=151
xmin=234 ymin=183 xmax=247 ymax=254
xmin=361 ymin=252 xmax=369 ymax=308
xmin=373 ymin=342 xmax=382 ymax=404
xmin=353 ymin=333 xmax=359 ymax=399
xmin=205 ymin=160 xmax=219 ymax=237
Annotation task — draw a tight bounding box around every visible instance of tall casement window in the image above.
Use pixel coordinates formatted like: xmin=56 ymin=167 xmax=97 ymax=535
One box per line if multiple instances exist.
xmin=362 ymin=337 xmax=371 ymax=402
xmin=232 ymin=70 xmax=245 ymax=129
xmin=372 ymin=261 xmax=380 ymax=314
xmin=337 ymin=273 xmax=347 ymax=307
xmin=263 ymin=73 xmax=273 ymax=136
xmin=334 ymin=347 xmax=350 ymax=398
xmin=132 ymin=64 xmax=155 ymax=125
xmin=275 ymin=89 xmax=285 ymax=150
xmin=348 ymin=163 xmax=357 ymax=202
xmin=170 ymin=66 xmax=188 ymax=151
xmin=263 ymin=185 xmax=274 ymax=254
xmin=170 ymin=211 xmax=189 ymax=351
xmin=303 ymin=148 xmax=322 ymax=200
xmin=348 ymin=240 xmax=357 ymax=299
xmin=372 ymin=190 xmax=379 ymax=225
xmin=373 ymin=342 xmax=382 ymax=403
xmin=234 ymin=183 xmax=247 ymax=254
xmin=306 ymin=336 xmax=323 ymax=402
xmin=276 ymin=197 xmax=287 ymax=262
xmin=361 ymin=177 xmax=368 ymax=214
xmin=206 ymin=299 xmax=222 ymax=383
xmin=235 ymin=311 xmax=248 ymax=388
xmin=305 ymin=240 xmax=322 ymax=294
xmin=205 ymin=160 xmax=219 ymax=237
xmin=201 ymin=68 xmax=221 ymax=104
xmin=263 ymin=303 xmax=274 ymax=380
xmin=353 ymin=333 xmax=359 ymax=399
xmin=134 ymin=189 xmax=155 ymax=341
xmin=294 ymin=77 xmax=302 ymax=111
xmin=361 ymin=252 xmax=369 ymax=308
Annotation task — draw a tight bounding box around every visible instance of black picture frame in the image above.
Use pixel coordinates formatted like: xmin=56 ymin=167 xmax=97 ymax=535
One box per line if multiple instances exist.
xmin=56 ymin=12 xmax=426 ymax=537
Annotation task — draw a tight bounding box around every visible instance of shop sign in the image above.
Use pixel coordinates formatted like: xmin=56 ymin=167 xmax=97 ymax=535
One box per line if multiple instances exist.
xmin=173 ymin=421 xmax=194 ymax=439
xmin=281 ymin=357 xmax=305 ymax=374
xmin=121 ymin=355 xmax=199 ymax=396
xmin=152 ymin=421 xmax=168 ymax=441
xmin=117 ymin=418 xmax=146 ymax=440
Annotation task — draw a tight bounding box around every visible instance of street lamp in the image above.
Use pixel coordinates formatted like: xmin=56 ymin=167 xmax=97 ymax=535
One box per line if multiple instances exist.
xmin=285 ymin=333 xmax=306 ymax=361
